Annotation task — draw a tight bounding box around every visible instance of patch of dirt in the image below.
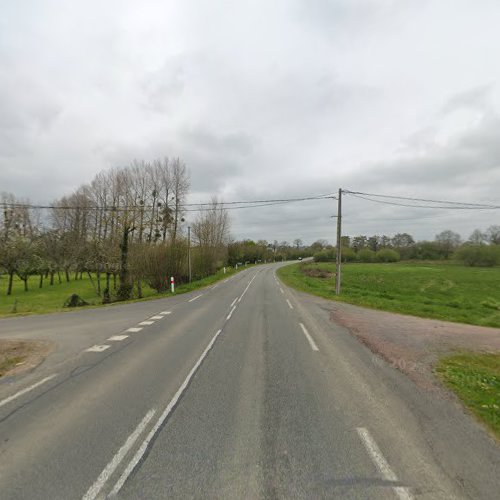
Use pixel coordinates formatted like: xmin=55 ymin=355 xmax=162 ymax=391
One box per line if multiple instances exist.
xmin=328 ymin=301 xmax=500 ymax=393
xmin=0 ymin=339 xmax=54 ymax=378
xmin=302 ymin=268 xmax=334 ymax=279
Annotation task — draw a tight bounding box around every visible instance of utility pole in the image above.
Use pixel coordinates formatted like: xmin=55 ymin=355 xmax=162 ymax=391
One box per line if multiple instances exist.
xmin=335 ymin=188 xmax=342 ymax=295
xmin=188 ymin=226 xmax=192 ymax=283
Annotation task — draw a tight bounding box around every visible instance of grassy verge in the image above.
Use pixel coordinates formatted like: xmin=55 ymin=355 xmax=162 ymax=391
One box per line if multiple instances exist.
xmin=436 ymin=353 xmax=500 ymax=439
xmin=0 ymin=265 xmax=254 ymax=318
xmin=277 ymin=261 xmax=500 ymax=328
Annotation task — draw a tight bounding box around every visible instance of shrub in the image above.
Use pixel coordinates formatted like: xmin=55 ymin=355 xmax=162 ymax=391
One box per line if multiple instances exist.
xmin=376 ymin=248 xmax=400 ymax=263
xmin=357 ymin=248 xmax=376 ymax=262
xmin=313 ymin=249 xmax=335 ymax=262
xmin=341 ymin=247 xmax=357 ymax=262
xmin=454 ymin=244 xmax=500 ymax=267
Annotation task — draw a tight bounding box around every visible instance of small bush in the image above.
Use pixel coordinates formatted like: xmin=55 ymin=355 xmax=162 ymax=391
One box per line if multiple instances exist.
xmin=341 ymin=247 xmax=357 ymax=262
xmin=357 ymin=248 xmax=376 ymax=263
xmin=454 ymin=244 xmax=500 ymax=267
xmin=376 ymin=248 xmax=400 ymax=263
xmin=313 ymin=249 xmax=335 ymax=262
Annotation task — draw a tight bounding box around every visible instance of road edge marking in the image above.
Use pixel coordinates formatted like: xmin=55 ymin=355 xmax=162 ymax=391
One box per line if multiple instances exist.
xmin=299 ymin=323 xmax=319 ymax=351
xmin=356 ymin=427 xmax=414 ymax=500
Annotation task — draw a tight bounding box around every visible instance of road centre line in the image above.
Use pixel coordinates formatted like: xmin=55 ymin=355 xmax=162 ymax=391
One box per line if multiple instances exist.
xmin=0 ymin=374 xmax=58 ymax=409
xmin=226 ymin=306 xmax=237 ymax=320
xmin=299 ymin=323 xmax=319 ymax=351
xmin=188 ymin=294 xmax=203 ymax=303
xmin=108 ymin=328 xmax=224 ymax=497
xmin=230 ymin=297 xmax=238 ymax=307
xmin=82 ymin=409 xmax=157 ymax=500
xmin=286 ymin=299 xmax=294 ymax=309
xmin=126 ymin=327 xmax=143 ymax=333
xmin=356 ymin=427 xmax=414 ymax=500
xmin=85 ymin=345 xmax=111 ymax=353
xmin=238 ymin=273 xmax=258 ymax=303
xmin=108 ymin=335 xmax=129 ymax=341
xmin=149 ymin=315 xmax=164 ymax=320
xmin=160 ymin=311 xmax=171 ymax=315
xmin=279 ymin=288 xmax=284 ymax=294
xmin=139 ymin=321 xmax=154 ymax=326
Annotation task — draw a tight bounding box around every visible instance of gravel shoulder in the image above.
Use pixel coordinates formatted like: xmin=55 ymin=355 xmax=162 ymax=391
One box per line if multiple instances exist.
xmin=293 ymin=290 xmax=500 ymax=393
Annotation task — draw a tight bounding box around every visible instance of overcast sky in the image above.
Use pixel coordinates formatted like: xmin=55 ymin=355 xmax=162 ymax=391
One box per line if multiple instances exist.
xmin=1 ymin=0 xmax=500 ymax=244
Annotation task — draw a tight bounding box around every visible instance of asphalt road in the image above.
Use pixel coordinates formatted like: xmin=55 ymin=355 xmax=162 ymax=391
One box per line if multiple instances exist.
xmin=0 ymin=263 xmax=498 ymax=499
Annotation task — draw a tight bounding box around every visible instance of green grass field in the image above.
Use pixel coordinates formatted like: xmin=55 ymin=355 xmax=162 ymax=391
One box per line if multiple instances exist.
xmin=278 ymin=262 xmax=500 ymax=328
xmin=0 ymin=266 xmax=247 ymax=317
xmin=436 ymin=353 xmax=500 ymax=439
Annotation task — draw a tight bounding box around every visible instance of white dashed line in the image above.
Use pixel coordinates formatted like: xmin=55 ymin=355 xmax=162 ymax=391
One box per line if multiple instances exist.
xmin=188 ymin=294 xmax=203 ymax=302
xmin=299 ymin=323 xmax=319 ymax=351
xmin=230 ymin=297 xmax=238 ymax=307
xmin=126 ymin=327 xmax=143 ymax=333
xmin=279 ymin=288 xmax=284 ymax=294
xmin=107 ymin=335 xmax=129 ymax=341
xmin=109 ymin=329 xmax=224 ymax=497
xmin=357 ymin=427 xmax=413 ymax=500
xmin=85 ymin=345 xmax=111 ymax=353
xmin=286 ymin=299 xmax=294 ymax=309
xmin=226 ymin=306 xmax=237 ymax=320
xmin=159 ymin=311 xmax=171 ymax=315
xmin=83 ymin=409 xmax=157 ymax=500
xmin=149 ymin=315 xmax=164 ymax=320
xmin=0 ymin=374 xmax=58 ymax=409
xmin=139 ymin=321 xmax=154 ymax=326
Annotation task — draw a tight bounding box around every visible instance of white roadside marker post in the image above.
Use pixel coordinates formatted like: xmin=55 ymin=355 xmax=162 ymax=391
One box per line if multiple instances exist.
xmin=170 ymin=276 xmax=175 ymax=293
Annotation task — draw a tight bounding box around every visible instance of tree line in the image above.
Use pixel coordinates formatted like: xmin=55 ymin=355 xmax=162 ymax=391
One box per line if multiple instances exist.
xmin=312 ymin=226 xmax=500 ymax=266
xmin=0 ymin=158 xmax=233 ymax=300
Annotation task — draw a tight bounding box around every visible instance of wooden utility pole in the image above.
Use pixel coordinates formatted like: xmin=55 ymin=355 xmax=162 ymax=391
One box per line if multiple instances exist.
xmin=335 ymin=188 xmax=342 ymax=295
xmin=188 ymin=226 xmax=192 ymax=283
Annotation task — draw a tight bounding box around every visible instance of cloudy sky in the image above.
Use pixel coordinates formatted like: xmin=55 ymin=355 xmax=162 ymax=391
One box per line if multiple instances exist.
xmin=1 ymin=0 xmax=500 ymax=244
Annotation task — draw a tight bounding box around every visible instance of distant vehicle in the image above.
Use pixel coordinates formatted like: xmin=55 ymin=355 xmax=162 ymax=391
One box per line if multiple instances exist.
xmin=298 ymin=257 xmax=302 ymax=261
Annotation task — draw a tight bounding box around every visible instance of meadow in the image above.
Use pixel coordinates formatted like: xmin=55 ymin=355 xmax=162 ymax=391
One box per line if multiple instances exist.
xmin=277 ymin=262 xmax=500 ymax=328
xmin=0 ymin=266 xmax=244 ymax=317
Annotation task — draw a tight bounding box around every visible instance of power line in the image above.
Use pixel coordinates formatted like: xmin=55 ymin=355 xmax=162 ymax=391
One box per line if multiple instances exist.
xmin=0 ymin=193 xmax=335 ymax=212
xmin=345 ymin=190 xmax=500 ymax=209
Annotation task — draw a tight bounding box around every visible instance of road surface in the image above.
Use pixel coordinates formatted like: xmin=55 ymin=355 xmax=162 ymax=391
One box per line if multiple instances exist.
xmin=0 ymin=263 xmax=498 ymax=499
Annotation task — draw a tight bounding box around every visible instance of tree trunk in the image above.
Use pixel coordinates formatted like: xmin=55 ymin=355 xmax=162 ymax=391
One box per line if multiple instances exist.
xmin=7 ymin=271 xmax=14 ymax=296
xmin=39 ymin=274 xmax=44 ymax=288
xmin=23 ymin=278 xmax=28 ymax=292
xmin=65 ymin=269 xmax=70 ymax=282
xmin=50 ymin=271 xmax=55 ymax=285
xmin=113 ymin=273 xmax=117 ymax=290
xmin=117 ymin=226 xmax=133 ymax=300
xmin=97 ymin=270 xmax=101 ymax=295
xmin=137 ymin=279 xmax=143 ymax=299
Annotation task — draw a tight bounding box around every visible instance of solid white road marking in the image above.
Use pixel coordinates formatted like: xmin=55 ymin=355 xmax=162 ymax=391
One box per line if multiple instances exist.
xmin=188 ymin=294 xmax=203 ymax=302
xmin=299 ymin=323 xmax=319 ymax=351
xmin=286 ymin=299 xmax=294 ymax=309
xmin=83 ymin=409 xmax=157 ymax=500
xmin=230 ymin=297 xmax=238 ymax=307
xmin=149 ymin=315 xmax=164 ymax=320
xmin=238 ymin=273 xmax=258 ymax=302
xmin=109 ymin=329 xmax=224 ymax=497
xmin=279 ymin=288 xmax=284 ymax=294
xmin=126 ymin=327 xmax=143 ymax=333
xmin=226 ymin=306 xmax=237 ymax=320
xmin=139 ymin=321 xmax=154 ymax=326
xmin=107 ymin=335 xmax=129 ymax=341
xmin=356 ymin=427 xmax=414 ymax=500
xmin=0 ymin=374 xmax=58 ymax=409
xmin=160 ymin=311 xmax=171 ymax=315
xmin=85 ymin=345 xmax=111 ymax=353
